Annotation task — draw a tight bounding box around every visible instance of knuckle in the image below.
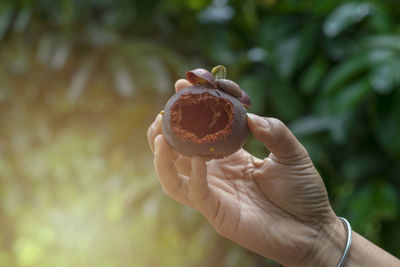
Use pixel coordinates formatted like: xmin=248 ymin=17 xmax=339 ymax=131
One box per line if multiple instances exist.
xmin=299 ymin=147 xmax=312 ymax=164
xmin=290 ymin=146 xmax=310 ymax=163
xmin=266 ymin=118 xmax=286 ymax=142
xmin=268 ymin=117 xmax=286 ymax=131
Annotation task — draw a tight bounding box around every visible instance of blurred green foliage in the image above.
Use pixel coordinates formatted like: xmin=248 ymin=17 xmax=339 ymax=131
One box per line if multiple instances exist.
xmin=0 ymin=0 xmax=399 ymax=266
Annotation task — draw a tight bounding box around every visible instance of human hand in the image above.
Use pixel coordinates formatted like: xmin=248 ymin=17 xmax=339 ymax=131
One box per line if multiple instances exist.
xmin=147 ymin=79 xmax=340 ymax=266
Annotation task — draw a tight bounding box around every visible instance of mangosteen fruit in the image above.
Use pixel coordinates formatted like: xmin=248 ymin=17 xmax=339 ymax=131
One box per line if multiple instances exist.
xmin=161 ymin=65 xmax=251 ymax=159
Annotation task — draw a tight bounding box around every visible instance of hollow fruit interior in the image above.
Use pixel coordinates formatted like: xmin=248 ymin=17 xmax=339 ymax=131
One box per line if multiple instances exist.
xmin=170 ymin=92 xmax=233 ymax=144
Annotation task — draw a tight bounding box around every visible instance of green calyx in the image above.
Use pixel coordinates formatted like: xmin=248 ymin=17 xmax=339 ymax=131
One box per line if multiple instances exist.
xmin=211 ymin=65 xmax=226 ymax=80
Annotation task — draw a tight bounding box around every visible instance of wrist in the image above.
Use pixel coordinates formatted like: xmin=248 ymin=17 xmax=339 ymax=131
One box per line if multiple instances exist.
xmin=299 ymin=217 xmax=347 ymax=267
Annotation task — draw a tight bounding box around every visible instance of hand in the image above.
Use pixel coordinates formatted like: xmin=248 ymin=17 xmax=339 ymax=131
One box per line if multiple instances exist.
xmin=147 ymin=79 xmax=339 ymax=266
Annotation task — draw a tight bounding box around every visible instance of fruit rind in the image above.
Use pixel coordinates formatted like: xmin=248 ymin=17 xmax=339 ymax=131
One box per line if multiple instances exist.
xmin=162 ymin=85 xmax=248 ymax=158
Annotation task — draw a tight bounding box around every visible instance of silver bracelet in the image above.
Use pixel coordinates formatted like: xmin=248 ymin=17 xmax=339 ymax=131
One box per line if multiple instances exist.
xmin=336 ymin=217 xmax=352 ymax=267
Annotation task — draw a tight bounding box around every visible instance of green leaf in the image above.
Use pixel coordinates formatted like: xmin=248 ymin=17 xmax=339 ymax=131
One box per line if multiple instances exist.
xmin=257 ymin=17 xmax=293 ymax=50
xmin=110 ymin=57 xmax=136 ymax=98
xmin=317 ymin=77 xmax=371 ymax=117
xmin=0 ymin=5 xmax=13 ymax=41
xmin=268 ymin=83 xmax=303 ymax=120
xmin=300 ymin=58 xmax=328 ymax=94
xmin=376 ymin=97 xmax=400 ymax=154
xmin=323 ymin=2 xmax=374 ymax=38
xmin=275 ymin=27 xmax=318 ymax=80
xmin=370 ymin=62 xmax=400 ymax=94
xmin=290 ymin=115 xmax=343 ymax=137
xmin=366 ymin=49 xmax=398 ymax=65
xmin=340 ymin=154 xmax=386 ymax=182
xmin=348 ymin=184 xmax=374 ymax=229
xmin=238 ymin=75 xmax=267 ymax=115
xmin=348 ymin=181 xmax=398 ymax=240
xmin=373 ymin=182 xmax=399 ymax=220
xmin=365 ymin=34 xmax=400 ymax=51
xmin=322 ymin=55 xmax=368 ymax=95
xmin=330 ymin=78 xmax=371 ymax=114
xmin=13 ymin=8 xmax=32 ymax=33
xmin=275 ymin=36 xmax=300 ymax=78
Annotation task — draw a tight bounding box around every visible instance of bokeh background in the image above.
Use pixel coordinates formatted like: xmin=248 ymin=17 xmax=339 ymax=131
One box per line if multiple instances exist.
xmin=0 ymin=0 xmax=399 ymax=266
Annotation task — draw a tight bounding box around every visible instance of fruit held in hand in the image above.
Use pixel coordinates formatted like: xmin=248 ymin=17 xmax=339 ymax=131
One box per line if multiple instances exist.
xmin=162 ymin=66 xmax=251 ymax=158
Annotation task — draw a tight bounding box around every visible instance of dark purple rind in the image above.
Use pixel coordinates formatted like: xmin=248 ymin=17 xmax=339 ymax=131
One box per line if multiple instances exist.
xmin=215 ymin=79 xmax=242 ymax=98
xmin=239 ymin=90 xmax=251 ymax=108
xmin=186 ymin=68 xmax=217 ymax=88
xmin=162 ymin=85 xmax=248 ymax=158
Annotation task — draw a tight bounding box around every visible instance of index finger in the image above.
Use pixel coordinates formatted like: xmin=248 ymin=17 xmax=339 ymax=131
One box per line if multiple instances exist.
xmin=147 ymin=113 xmax=163 ymax=154
xmin=148 ymin=79 xmax=190 ymax=153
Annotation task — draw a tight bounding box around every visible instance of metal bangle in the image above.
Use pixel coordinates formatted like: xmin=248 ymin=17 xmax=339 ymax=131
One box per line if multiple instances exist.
xmin=336 ymin=217 xmax=352 ymax=267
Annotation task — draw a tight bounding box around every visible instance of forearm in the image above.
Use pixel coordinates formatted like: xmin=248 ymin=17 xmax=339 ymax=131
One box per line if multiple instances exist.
xmin=304 ymin=218 xmax=400 ymax=267
xmin=346 ymin=231 xmax=400 ymax=266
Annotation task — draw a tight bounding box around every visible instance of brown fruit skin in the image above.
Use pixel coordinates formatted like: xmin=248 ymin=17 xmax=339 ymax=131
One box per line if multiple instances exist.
xmin=215 ymin=79 xmax=242 ymax=98
xmin=186 ymin=68 xmax=217 ymax=88
xmin=162 ymin=85 xmax=249 ymax=158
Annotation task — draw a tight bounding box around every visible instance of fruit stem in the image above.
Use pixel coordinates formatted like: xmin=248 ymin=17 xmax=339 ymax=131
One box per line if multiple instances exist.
xmin=211 ymin=65 xmax=226 ymax=80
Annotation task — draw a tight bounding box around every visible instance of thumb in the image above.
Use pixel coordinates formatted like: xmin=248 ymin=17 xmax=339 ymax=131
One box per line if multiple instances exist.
xmin=247 ymin=113 xmax=308 ymax=162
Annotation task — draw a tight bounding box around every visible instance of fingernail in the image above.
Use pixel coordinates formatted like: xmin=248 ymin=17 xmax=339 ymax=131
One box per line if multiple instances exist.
xmin=248 ymin=113 xmax=270 ymax=130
